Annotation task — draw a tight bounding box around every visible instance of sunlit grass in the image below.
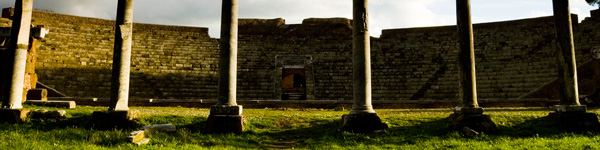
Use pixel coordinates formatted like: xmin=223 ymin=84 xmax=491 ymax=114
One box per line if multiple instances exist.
xmin=1 ymin=105 xmax=600 ymax=149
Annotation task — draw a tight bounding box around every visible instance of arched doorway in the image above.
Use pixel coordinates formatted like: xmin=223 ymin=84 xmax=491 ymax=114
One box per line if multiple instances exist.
xmin=282 ymin=68 xmax=306 ymax=100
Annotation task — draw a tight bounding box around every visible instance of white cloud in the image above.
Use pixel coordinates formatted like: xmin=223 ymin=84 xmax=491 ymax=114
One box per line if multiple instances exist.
xmin=530 ymin=10 xmax=551 ymax=18
xmin=370 ymin=0 xmax=453 ymax=36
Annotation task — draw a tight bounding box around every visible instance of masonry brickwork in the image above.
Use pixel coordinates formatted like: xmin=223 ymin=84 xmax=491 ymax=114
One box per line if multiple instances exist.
xmin=1 ymin=10 xmax=599 ymax=101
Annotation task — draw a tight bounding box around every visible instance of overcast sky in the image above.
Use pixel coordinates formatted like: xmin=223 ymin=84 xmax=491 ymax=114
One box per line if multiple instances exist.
xmin=0 ymin=0 xmax=597 ymax=37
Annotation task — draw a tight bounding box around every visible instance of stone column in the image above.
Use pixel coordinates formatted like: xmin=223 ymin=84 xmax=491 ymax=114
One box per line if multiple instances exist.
xmin=109 ymin=0 xmax=134 ymax=111
xmin=207 ymin=0 xmax=244 ymax=134
xmin=2 ymin=0 xmax=32 ymax=109
xmin=0 ymin=0 xmax=32 ymax=123
xmin=553 ymin=0 xmax=580 ymax=107
xmin=549 ymin=0 xmax=600 ymax=132
xmin=350 ymin=0 xmax=375 ymax=115
xmin=91 ymin=0 xmax=139 ymax=129
xmin=448 ymin=0 xmax=496 ymax=136
xmin=217 ymin=0 xmax=238 ymax=107
xmin=340 ymin=0 xmax=387 ymax=133
xmin=456 ymin=0 xmax=477 ymax=108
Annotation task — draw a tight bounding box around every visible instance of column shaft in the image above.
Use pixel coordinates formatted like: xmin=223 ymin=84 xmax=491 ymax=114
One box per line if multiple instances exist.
xmin=218 ymin=0 xmax=238 ymax=106
xmin=2 ymin=0 xmax=33 ymax=109
xmin=456 ymin=0 xmax=478 ymax=108
xmin=109 ymin=0 xmax=134 ymax=111
xmin=553 ymin=0 xmax=580 ymax=105
xmin=350 ymin=0 xmax=375 ymax=114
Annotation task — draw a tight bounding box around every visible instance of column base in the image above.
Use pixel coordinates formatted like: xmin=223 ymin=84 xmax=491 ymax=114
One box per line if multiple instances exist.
xmin=207 ymin=105 xmax=244 ymax=133
xmin=91 ymin=110 xmax=140 ymax=129
xmin=549 ymin=105 xmax=600 ymax=133
xmin=206 ymin=115 xmax=245 ymax=134
xmin=210 ymin=105 xmax=242 ymax=115
xmin=340 ymin=113 xmax=388 ymax=133
xmin=0 ymin=108 xmax=30 ymax=123
xmin=448 ymin=107 xmax=497 ymax=137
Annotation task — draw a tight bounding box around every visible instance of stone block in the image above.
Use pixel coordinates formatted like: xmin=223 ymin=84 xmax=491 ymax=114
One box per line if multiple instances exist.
xmin=554 ymin=105 xmax=587 ymax=113
xmin=0 ymin=109 xmax=30 ymax=123
xmin=25 ymin=100 xmax=76 ymax=109
xmin=210 ymin=105 xmax=242 ymax=115
xmin=206 ymin=115 xmax=244 ymax=134
xmin=91 ymin=110 xmax=139 ymax=129
xmin=549 ymin=112 xmax=600 ymax=133
xmin=340 ymin=113 xmax=388 ymax=133
xmin=26 ymin=89 xmax=47 ymax=101
xmin=29 ymin=109 xmax=66 ymax=119
xmin=143 ymin=123 xmax=176 ymax=133
xmin=129 ymin=130 xmax=149 ymax=145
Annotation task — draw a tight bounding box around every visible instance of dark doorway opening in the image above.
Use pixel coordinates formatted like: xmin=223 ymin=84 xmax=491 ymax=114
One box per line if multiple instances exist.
xmin=282 ymin=68 xmax=306 ymax=100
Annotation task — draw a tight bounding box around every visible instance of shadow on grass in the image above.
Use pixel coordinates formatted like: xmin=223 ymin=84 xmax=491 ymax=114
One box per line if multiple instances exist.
xmin=495 ymin=116 xmax=560 ymax=137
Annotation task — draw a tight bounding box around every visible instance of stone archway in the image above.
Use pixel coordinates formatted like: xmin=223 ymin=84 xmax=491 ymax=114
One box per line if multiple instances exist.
xmin=274 ymin=55 xmax=314 ymax=100
xmin=281 ymin=68 xmax=306 ymax=100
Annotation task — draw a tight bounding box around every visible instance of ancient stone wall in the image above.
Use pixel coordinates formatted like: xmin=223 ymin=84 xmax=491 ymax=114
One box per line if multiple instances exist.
xmin=2 ymin=9 xmax=599 ymax=100
xmin=11 ymin=11 xmax=220 ymax=99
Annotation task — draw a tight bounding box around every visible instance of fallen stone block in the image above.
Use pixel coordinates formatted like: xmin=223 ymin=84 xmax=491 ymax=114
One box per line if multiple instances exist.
xmin=129 ymin=130 xmax=149 ymax=146
xmin=24 ymin=100 xmax=76 ymax=109
xmin=29 ymin=109 xmax=66 ymax=119
xmin=144 ymin=123 xmax=176 ymax=133
xmin=26 ymin=88 xmax=47 ymax=101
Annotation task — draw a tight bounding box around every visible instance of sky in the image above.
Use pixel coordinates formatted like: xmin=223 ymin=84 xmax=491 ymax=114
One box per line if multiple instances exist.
xmin=0 ymin=0 xmax=597 ymax=38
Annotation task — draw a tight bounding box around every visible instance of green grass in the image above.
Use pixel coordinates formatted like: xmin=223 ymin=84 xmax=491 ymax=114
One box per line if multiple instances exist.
xmin=2 ymin=105 xmax=600 ymax=149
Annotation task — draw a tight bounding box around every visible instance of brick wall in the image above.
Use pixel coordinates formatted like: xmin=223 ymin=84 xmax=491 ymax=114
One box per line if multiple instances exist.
xmin=2 ymin=10 xmax=599 ymax=101
xmin=26 ymin=11 xmax=220 ymax=99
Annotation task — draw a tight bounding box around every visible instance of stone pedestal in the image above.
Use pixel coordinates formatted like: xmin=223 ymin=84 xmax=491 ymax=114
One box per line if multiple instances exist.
xmin=207 ymin=105 xmax=244 ymax=133
xmin=91 ymin=110 xmax=139 ymax=129
xmin=549 ymin=105 xmax=600 ymax=132
xmin=448 ymin=107 xmax=497 ymax=136
xmin=0 ymin=108 xmax=29 ymax=123
xmin=340 ymin=113 xmax=388 ymax=133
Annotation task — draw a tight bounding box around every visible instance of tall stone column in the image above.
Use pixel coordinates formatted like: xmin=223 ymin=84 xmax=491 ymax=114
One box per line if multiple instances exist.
xmin=109 ymin=0 xmax=134 ymax=111
xmin=447 ymin=0 xmax=496 ymax=136
xmin=0 ymin=0 xmax=33 ymax=123
xmin=207 ymin=0 xmax=244 ymax=134
xmin=340 ymin=0 xmax=387 ymax=133
xmin=91 ymin=0 xmax=139 ymax=129
xmin=456 ymin=0 xmax=477 ymax=108
xmin=2 ymin=0 xmax=32 ymax=109
xmin=549 ymin=0 xmax=600 ymax=132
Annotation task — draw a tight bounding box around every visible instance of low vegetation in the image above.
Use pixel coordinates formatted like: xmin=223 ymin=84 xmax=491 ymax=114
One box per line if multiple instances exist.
xmin=1 ymin=105 xmax=600 ymax=149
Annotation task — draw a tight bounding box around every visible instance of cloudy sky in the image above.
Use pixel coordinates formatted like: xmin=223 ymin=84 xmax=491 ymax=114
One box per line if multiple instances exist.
xmin=0 ymin=0 xmax=597 ymax=37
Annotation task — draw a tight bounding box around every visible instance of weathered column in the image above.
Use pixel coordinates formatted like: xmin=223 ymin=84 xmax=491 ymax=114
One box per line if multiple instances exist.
xmin=217 ymin=0 xmax=238 ymax=107
xmin=350 ymin=0 xmax=375 ymax=115
xmin=553 ymin=0 xmax=579 ymax=106
xmin=457 ymin=0 xmax=477 ymax=108
xmin=0 ymin=0 xmax=32 ymax=123
xmin=549 ymin=0 xmax=600 ymax=132
xmin=109 ymin=0 xmax=134 ymax=111
xmin=340 ymin=0 xmax=387 ymax=133
xmin=2 ymin=0 xmax=32 ymax=109
xmin=91 ymin=0 xmax=139 ymax=129
xmin=207 ymin=0 xmax=244 ymax=134
xmin=447 ymin=0 xmax=496 ymax=136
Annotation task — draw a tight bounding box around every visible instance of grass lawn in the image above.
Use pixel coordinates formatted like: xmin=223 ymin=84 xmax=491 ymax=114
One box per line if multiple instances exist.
xmin=2 ymin=105 xmax=600 ymax=149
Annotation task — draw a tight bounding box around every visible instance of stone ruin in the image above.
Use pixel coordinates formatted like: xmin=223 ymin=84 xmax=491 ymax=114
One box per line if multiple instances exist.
xmin=0 ymin=0 xmax=599 ymax=135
